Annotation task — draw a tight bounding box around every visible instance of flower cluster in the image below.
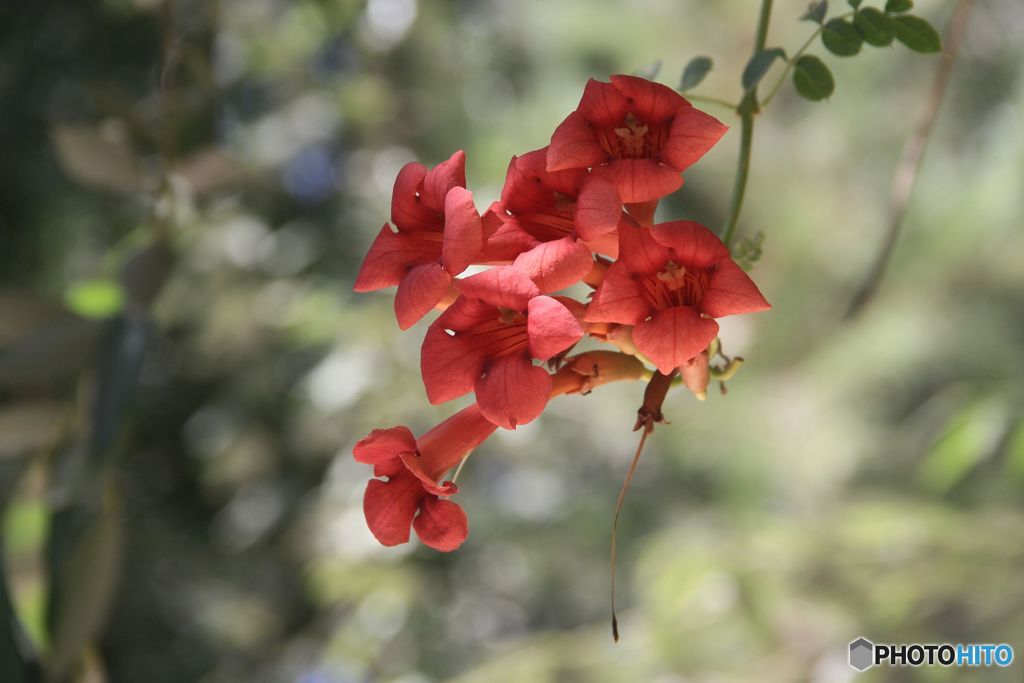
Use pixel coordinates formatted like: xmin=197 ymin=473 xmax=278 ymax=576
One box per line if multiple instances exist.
xmin=352 ymin=75 xmax=770 ymax=551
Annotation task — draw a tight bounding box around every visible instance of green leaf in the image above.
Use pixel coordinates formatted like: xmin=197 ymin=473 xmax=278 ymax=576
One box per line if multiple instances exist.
xmin=822 ymin=18 xmax=864 ymax=56
xmin=847 ymin=0 xmax=862 ymax=8
xmin=679 ymin=56 xmax=713 ymax=91
xmin=792 ymin=55 xmax=835 ymax=101
xmin=632 ymin=60 xmax=662 ymax=80
xmin=854 ymin=8 xmax=896 ymax=47
xmin=884 ymin=0 xmax=913 ymax=13
xmin=64 ymin=280 xmax=124 ymax=319
xmin=892 ymin=15 xmax=942 ymax=53
xmin=0 ymin=558 xmax=37 ymax=683
xmin=919 ymin=400 xmax=1005 ymax=493
xmin=800 ymin=1 xmax=828 ymax=24
xmin=741 ymin=48 xmax=786 ymax=91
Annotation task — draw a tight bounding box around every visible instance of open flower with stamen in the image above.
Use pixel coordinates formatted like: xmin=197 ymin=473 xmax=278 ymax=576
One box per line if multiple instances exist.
xmin=421 ymin=266 xmax=584 ymax=429
xmin=353 ymin=404 xmax=498 ymax=551
xmin=547 ymin=75 xmax=728 ymax=203
xmin=585 ymin=221 xmax=770 ymax=374
xmin=353 ymin=150 xmax=482 ymax=329
xmin=484 ymin=147 xmax=621 ymax=292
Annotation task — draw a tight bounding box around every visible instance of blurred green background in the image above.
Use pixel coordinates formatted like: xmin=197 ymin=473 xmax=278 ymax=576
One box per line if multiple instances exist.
xmin=1 ymin=0 xmax=1023 ymax=681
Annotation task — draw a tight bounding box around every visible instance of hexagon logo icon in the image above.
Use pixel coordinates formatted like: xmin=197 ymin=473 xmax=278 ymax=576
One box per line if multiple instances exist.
xmin=849 ymin=637 xmax=875 ymax=671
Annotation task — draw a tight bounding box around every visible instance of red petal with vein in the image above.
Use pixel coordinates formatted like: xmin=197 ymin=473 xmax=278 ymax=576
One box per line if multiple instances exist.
xmin=661 ymin=105 xmax=729 ymax=172
xmin=354 ymin=224 xmax=427 ymax=292
xmin=413 ymin=496 xmax=469 ymax=552
xmin=526 ymin=295 xmax=584 ymax=360
xmin=395 ymin=262 xmax=452 ymax=330
xmin=632 ymin=307 xmax=719 ymax=375
xmin=577 ymin=78 xmax=630 ymax=127
xmin=455 ymin=266 xmax=540 ymax=311
xmin=420 ymin=150 xmax=466 ymax=213
xmin=701 ymin=259 xmax=771 ymax=318
xmin=591 ymin=158 xmax=683 ymax=204
xmin=617 ymin=224 xmax=671 ymax=275
xmin=399 ymin=451 xmax=458 ymax=496
xmin=584 ymin=262 xmax=649 ymax=325
xmin=475 ymin=354 xmax=552 ymax=429
xmin=482 ymin=215 xmax=539 ymax=263
xmin=610 ymin=74 xmax=689 ymax=124
xmin=547 ymin=111 xmax=607 ymax=172
xmin=513 ymin=237 xmax=593 ymax=294
xmin=421 ymin=322 xmax=486 ymax=404
xmin=434 ymin=295 xmax=496 ymax=333
xmin=353 ymin=426 xmax=417 ymax=466
xmin=583 ymin=230 xmax=620 ymax=259
xmin=650 ymin=220 xmax=730 ymax=270
xmin=574 ymin=177 xmax=621 ymax=241
xmin=390 ymin=162 xmax=435 ymax=230
xmin=441 ymin=186 xmax=482 ymax=275
xmin=363 ymin=474 xmax=424 ymax=547
xmin=502 ymin=149 xmax=585 ymax=213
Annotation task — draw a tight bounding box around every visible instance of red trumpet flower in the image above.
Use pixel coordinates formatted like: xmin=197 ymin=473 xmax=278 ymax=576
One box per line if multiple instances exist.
xmin=353 ymin=150 xmax=482 ymax=329
xmin=353 ymin=404 xmax=498 ymax=551
xmin=421 ymin=266 xmax=584 ymax=429
xmin=485 ymin=147 xmax=621 ymax=292
xmin=547 ymin=75 xmax=727 ymax=204
xmin=585 ymin=221 xmax=770 ymax=374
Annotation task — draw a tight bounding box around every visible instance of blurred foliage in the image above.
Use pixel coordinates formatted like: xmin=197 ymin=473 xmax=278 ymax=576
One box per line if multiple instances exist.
xmin=1 ymin=0 xmax=1023 ymax=682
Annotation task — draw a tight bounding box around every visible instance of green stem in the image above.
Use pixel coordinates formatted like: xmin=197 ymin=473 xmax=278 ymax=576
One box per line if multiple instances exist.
xmin=721 ymin=0 xmax=774 ymax=248
xmin=684 ymin=93 xmax=740 ymax=109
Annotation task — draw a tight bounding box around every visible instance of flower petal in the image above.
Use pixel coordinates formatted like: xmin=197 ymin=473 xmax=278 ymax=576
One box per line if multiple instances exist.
xmin=610 ymin=74 xmax=689 ymax=125
xmin=660 ymin=105 xmax=729 ymax=172
xmin=353 ymin=426 xmax=417 ymax=467
xmin=591 ymin=159 xmax=683 ymax=204
xmin=617 ymin=223 xmax=672 ymax=275
xmin=574 ymin=176 xmax=622 ymax=242
xmin=700 ymin=259 xmax=771 ymax=318
xmin=481 ymin=214 xmax=539 ymax=263
xmin=577 ymin=78 xmax=630 ymax=128
xmin=456 ymin=266 xmax=540 ymax=311
xmin=413 ymin=496 xmax=469 ymax=552
xmin=420 ymin=150 xmax=466 ymax=214
xmin=650 ymin=220 xmax=730 ymax=270
xmin=395 ymin=262 xmax=452 ymax=330
xmin=582 ymin=229 xmax=620 ymax=259
xmin=441 ymin=186 xmax=482 ymax=275
xmin=353 ymin=224 xmax=432 ymax=292
xmin=363 ymin=473 xmax=424 ymax=547
xmin=547 ymin=111 xmax=607 ymax=172
xmin=632 ymin=306 xmax=719 ymax=374
xmin=475 ymin=354 xmax=552 ymax=429
xmin=390 ymin=162 xmax=435 ymax=230
xmin=421 ymin=317 xmax=486 ymax=404
xmin=502 ymin=148 xmax=585 ymax=213
xmin=513 ymin=236 xmax=594 ymax=294
xmin=584 ymin=261 xmax=649 ymax=325
xmin=527 ymin=295 xmax=584 ymax=360
xmin=398 ymin=451 xmax=458 ymax=496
